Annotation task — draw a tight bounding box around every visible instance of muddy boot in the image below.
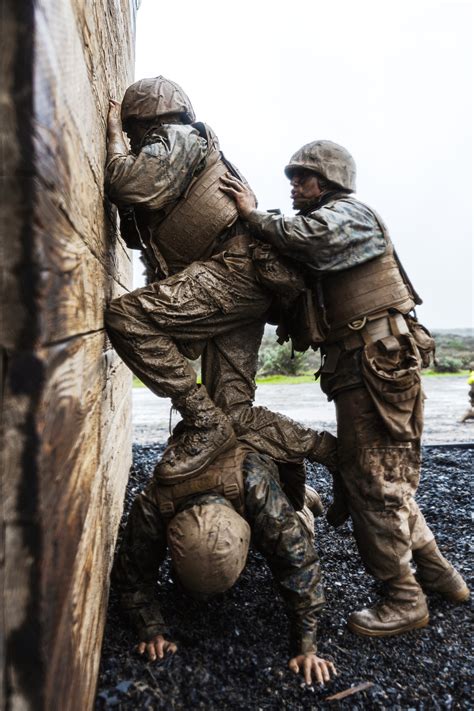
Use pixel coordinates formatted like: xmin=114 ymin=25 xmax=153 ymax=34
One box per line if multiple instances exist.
xmin=297 ymin=506 xmax=315 ymax=538
xmin=413 ymin=540 xmax=470 ymax=602
xmin=154 ymin=385 xmax=236 ymax=483
xmin=304 ymin=485 xmax=324 ymax=517
xmin=348 ymin=572 xmax=429 ymax=637
xmin=326 ymin=470 xmax=350 ymax=528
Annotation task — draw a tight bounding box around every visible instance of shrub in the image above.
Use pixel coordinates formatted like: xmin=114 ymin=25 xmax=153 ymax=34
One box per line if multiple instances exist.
xmin=433 ymin=355 xmax=463 ymax=373
xmin=257 ymin=337 xmax=322 ymax=376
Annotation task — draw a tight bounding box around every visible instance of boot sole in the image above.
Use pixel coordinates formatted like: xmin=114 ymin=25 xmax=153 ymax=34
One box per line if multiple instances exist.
xmin=348 ymin=613 xmax=430 ymax=638
xmin=155 ymin=431 xmax=237 ymax=484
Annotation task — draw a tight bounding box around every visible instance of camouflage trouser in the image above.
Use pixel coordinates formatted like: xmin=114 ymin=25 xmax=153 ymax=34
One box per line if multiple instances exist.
xmin=335 ymin=386 xmax=434 ymax=581
xmin=105 ymin=251 xmax=318 ymax=462
xmin=243 ymin=452 xmax=323 ymax=654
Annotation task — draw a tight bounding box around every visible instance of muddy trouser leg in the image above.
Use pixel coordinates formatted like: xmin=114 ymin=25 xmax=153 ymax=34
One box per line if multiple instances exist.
xmin=335 ymin=386 xmax=434 ymax=583
xmin=104 ymin=259 xmax=272 ymax=401
xmin=202 ymin=322 xmax=325 ymax=463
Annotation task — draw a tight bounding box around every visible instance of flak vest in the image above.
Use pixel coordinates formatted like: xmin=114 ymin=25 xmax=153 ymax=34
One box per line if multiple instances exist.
xmin=145 ymin=123 xmax=241 ymax=276
xmin=152 ymin=444 xmax=251 ymax=518
xmin=319 ymin=198 xmax=417 ymax=334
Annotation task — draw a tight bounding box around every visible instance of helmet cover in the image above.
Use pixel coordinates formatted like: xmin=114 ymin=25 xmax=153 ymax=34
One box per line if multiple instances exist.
xmin=167 ymin=501 xmax=250 ymax=596
xmin=121 ymin=75 xmax=196 ymax=125
xmin=285 ymin=140 xmax=356 ymax=191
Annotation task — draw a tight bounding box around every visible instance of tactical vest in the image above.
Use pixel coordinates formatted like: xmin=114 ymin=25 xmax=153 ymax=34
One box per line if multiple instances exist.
xmin=149 ymin=148 xmax=239 ymax=275
xmin=321 ymin=200 xmax=416 ymax=332
xmin=152 ymin=444 xmax=251 ymax=518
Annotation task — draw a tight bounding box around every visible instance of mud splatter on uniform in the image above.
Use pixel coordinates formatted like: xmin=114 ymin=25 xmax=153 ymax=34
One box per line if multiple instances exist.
xmin=114 ymin=452 xmax=324 ymax=655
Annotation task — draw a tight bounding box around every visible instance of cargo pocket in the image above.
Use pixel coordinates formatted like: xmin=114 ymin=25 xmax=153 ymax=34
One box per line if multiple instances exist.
xmin=358 ymin=444 xmax=414 ymax=510
xmin=361 ymin=334 xmax=424 ymax=441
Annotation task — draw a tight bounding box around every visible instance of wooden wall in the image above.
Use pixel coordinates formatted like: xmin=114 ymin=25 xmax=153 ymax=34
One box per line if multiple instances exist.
xmin=1 ymin=1 xmax=137 ymax=708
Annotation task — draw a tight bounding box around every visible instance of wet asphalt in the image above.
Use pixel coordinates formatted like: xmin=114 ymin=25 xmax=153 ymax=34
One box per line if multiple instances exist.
xmin=133 ymin=375 xmax=474 ymax=446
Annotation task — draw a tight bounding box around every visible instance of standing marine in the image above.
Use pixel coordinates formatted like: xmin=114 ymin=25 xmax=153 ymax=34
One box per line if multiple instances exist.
xmin=104 ymin=77 xmax=337 ymax=489
xmin=113 ymin=444 xmax=337 ymax=686
xmin=222 ymin=140 xmax=470 ymax=637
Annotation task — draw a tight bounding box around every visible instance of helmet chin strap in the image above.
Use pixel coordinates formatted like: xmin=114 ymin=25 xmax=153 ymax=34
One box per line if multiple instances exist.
xmin=297 ymin=189 xmax=347 ymax=215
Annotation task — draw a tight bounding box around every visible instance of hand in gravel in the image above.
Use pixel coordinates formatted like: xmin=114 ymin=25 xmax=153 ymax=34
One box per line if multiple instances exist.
xmin=288 ymin=653 xmax=337 ymax=686
xmin=137 ymin=635 xmax=177 ymax=662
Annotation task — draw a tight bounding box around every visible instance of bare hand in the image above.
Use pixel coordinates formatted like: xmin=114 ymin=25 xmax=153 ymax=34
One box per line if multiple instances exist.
xmin=108 ymin=99 xmax=122 ymax=131
xmin=220 ymin=173 xmax=257 ymax=219
xmin=137 ymin=634 xmax=178 ymax=662
xmin=288 ymin=653 xmax=337 ymax=686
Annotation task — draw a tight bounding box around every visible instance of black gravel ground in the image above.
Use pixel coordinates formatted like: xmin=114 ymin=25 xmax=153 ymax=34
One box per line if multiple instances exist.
xmin=96 ymin=444 xmax=473 ymax=710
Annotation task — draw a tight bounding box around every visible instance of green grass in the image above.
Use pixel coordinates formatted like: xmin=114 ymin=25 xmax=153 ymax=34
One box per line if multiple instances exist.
xmin=133 ymin=370 xmax=469 ymax=389
xmin=255 ymin=373 xmax=316 ymax=385
xmin=421 ymin=370 xmax=469 ymax=377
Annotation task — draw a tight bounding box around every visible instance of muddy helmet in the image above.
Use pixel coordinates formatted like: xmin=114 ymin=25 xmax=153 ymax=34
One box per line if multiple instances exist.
xmin=121 ymin=76 xmax=196 ymax=127
xmin=166 ymin=499 xmax=250 ymax=597
xmin=284 ymin=140 xmax=356 ymax=192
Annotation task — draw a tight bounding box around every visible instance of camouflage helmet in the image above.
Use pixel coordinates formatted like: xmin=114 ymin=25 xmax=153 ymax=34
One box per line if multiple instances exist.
xmin=121 ymin=76 xmax=196 ymax=126
xmin=166 ymin=500 xmax=250 ymax=597
xmin=284 ymin=140 xmax=356 ymax=192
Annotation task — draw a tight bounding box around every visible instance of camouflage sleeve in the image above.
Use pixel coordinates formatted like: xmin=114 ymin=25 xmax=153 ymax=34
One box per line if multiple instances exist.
xmin=105 ymin=124 xmax=207 ymax=210
xmin=112 ymin=484 xmax=169 ymax=642
xmin=243 ymin=452 xmax=325 ymax=655
xmin=246 ymin=198 xmax=386 ymax=273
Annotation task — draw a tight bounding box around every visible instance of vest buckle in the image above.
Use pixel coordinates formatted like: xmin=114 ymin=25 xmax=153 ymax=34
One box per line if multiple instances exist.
xmin=223 ymin=483 xmax=240 ymax=500
xmin=159 ymin=501 xmax=175 ymax=517
xmin=347 ymin=317 xmax=367 ymax=331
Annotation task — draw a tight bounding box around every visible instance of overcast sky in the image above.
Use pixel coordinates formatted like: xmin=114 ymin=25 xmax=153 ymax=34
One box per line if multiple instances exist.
xmin=132 ymin=0 xmax=473 ymax=330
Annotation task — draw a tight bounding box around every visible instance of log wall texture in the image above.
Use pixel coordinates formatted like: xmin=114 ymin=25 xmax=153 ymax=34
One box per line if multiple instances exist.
xmin=1 ymin=1 xmax=138 ymax=708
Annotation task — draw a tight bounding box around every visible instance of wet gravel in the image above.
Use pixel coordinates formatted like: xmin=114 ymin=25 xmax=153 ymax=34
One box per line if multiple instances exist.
xmin=96 ymin=444 xmax=473 ymax=710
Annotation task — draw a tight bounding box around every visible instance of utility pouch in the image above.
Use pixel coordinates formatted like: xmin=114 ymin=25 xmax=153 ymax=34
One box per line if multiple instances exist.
xmin=406 ymin=316 xmax=436 ymax=368
xmin=250 ymin=244 xmax=329 ymax=352
xmin=361 ymin=333 xmax=424 ymax=441
xmin=277 ymin=288 xmax=330 ymax=353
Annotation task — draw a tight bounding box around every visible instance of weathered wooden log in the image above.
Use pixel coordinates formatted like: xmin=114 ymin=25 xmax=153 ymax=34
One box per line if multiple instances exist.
xmin=1 ymin=1 xmax=138 ymax=708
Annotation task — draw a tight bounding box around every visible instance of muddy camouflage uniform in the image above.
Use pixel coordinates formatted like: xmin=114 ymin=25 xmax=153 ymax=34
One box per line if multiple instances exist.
xmin=105 ymin=115 xmax=336 ymax=471
xmin=114 ymin=450 xmax=325 ymax=655
xmin=245 ymin=143 xmax=468 ymax=632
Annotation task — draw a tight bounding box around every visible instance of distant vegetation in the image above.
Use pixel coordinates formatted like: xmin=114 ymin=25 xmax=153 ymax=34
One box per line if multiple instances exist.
xmin=256 ymin=327 xmax=473 ymax=377
xmin=430 ymin=330 xmax=474 ymax=372
xmin=257 ymin=330 xmax=321 ymax=377
xmin=132 ymin=328 xmax=473 ymax=387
